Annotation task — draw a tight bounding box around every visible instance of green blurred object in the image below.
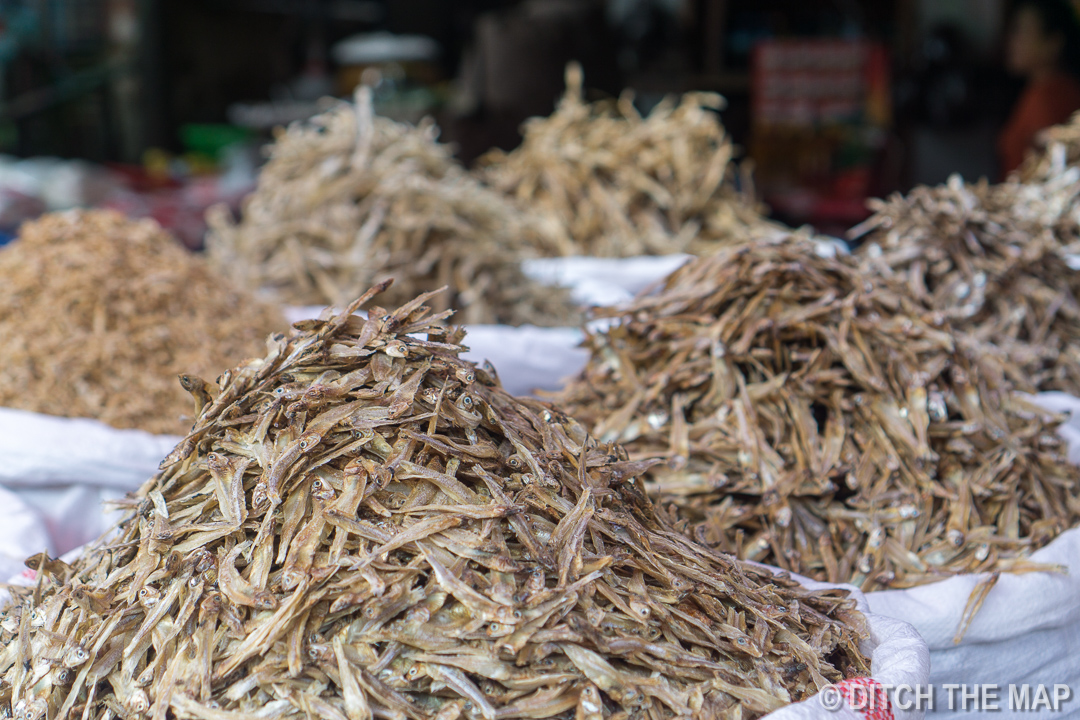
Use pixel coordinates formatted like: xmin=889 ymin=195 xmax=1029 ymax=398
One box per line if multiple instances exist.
xmin=180 ymin=124 xmax=253 ymax=161
xmin=0 ymin=119 xmax=17 ymax=153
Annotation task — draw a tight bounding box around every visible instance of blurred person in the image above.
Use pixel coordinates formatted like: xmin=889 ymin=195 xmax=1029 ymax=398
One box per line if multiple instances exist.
xmin=998 ymin=0 xmax=1080 ymax=174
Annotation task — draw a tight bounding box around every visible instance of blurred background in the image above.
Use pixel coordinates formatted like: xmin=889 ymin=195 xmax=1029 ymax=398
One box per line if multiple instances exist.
xmin=0 ymin=0 xmax=1040 ymax=243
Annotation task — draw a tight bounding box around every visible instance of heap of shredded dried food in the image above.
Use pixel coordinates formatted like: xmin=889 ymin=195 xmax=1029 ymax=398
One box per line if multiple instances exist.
xmin=0 ymin=283 xmax=870 ymax=720
xmin=552 ymin=240 xmax=1080 ymax=597
xmin=478 ymin=64 xmax=770 ymax=258
xmin=1016 ymin=110 xmax=1080 ymax=182
xmin=851 ymin=174 xmax=1080 ymax=394
xmin=0 ymin=210 xmax=284 ymax=435
xmin=207 ymin=88 xmax=578 ymax=327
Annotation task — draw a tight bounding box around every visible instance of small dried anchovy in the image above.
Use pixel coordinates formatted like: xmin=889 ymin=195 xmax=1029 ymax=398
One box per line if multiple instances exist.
xmin=0 ymin=209 xmax=284 ymax=435
xmin=0 ymin=282 xmax=868 ymax=720
xmin=478 ymin=64 xmax=774 ymax=258
xmin=851 ymin=174 xmax=1080 ymax=395
xmin=207 ymin=87 xmax=578 ymax=327
xmin=1015 ymin=109 xmax=1080 ymax=182
xmin=552 ymin=239 xmax=1080 ymax=594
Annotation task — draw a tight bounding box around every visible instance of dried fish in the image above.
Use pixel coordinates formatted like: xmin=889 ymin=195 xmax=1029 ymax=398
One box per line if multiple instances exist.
xmin=207 ymin=87 xmax=578 ymax=327
xmin=851 ymin=173 xmax=1080 ymax=394
xmin=1 ymin=283 xmax=868 ymax=720
xmin=478 ymin=64 xmax=775 ymax=257
xmin=0 ymin=209 xmax=284 ymax=434
xmin=1016 ymin=109 xmax=1080 ymax=183
xmin=552 ymin=238 xmax=1080 ymax=592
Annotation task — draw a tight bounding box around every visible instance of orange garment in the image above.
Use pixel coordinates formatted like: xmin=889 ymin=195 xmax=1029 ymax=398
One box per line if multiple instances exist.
xmin=998 ymin=71 xmax=1080 ymax=175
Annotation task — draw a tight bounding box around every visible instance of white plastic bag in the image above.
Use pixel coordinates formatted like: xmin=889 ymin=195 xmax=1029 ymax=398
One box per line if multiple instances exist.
xmin=0 ymin=407 xmax=179 ymax=488
xmin=520 ymin=243 xmax=849 ymax=309
xmin=0 ymin=486 xmax=51 ymax=583
xmin=868 ymin=528 xmax=1080 ymax=717
xmin=521 ymin=254 xmax=694 ymax=306
xmin=455 ymin=324 xmax=587 ymax=396
xmin=0 ymin=408 xmax=177 ymax=558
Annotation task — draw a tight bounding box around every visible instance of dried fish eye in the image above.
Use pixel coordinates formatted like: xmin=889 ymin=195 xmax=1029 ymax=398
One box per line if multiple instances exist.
xmin=127 ymin=690 xmax=149 ymax=714
xmin=29 ymin=609 xmax=44 ymax=627
xmin=66 ymin=645 xmax=90 ymax=666
xmin=459 ymin=394 xmax=473 ymax=408
xmin=406 ymin=666 xmax=420 ymax=679
xmin=507 ymin=455 xmax=522 ymax=469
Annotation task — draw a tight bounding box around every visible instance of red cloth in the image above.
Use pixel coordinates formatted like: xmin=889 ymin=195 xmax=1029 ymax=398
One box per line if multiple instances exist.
xmin=998 ymin=72 xmax=1080 ymax=175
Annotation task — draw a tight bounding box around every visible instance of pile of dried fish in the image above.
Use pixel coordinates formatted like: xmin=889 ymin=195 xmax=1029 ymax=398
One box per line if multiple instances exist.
xmin=552 ymin=239 xmax=1080 ymax=595
xmin=0 ymin=209 xmax=284 ymax=435
xmin=478 ymin=64 xmax=770 ymax=258
xmin=207 ymin=88 xmax=578 ymax=327
xmin=1016 ymin=110 xmax=1080 ymax=182
xmin=0 ymin=282 xmax=870 ymax=720
xmin=852 ymin=174 xmax=1080 ymax=394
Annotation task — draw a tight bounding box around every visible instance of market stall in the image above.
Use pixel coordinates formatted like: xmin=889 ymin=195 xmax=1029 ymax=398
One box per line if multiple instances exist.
xmin=7 ymin=2 xmax=1080 ymax=717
